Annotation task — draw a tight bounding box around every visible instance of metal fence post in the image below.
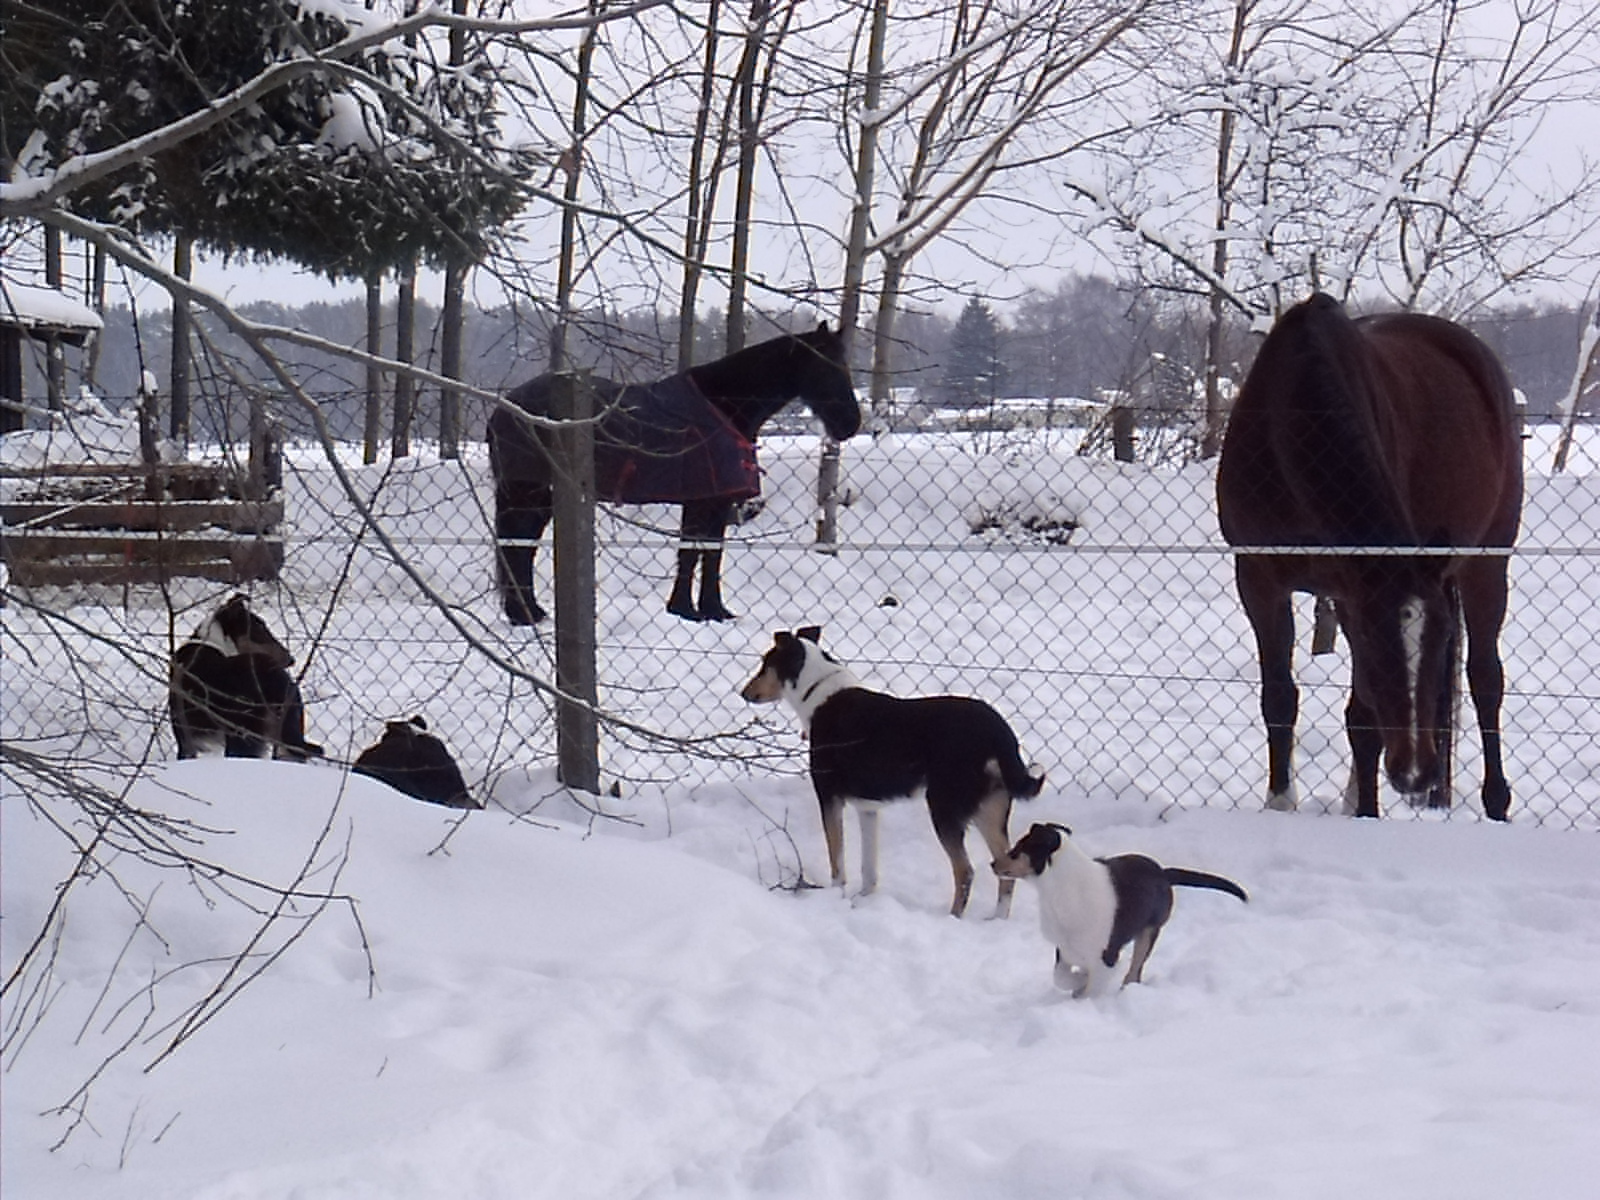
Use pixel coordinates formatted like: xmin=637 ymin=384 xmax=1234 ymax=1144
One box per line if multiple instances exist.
xmin=551 ymin=370 xmax=600 ymax=794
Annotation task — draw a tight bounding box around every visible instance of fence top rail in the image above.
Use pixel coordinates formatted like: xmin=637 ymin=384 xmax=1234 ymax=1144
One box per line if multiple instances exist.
xmin=1224 ymin=545 xmax=1517 ymax=557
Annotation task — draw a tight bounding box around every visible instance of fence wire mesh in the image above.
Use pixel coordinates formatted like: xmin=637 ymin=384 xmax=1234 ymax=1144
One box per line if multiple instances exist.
xmin=3 ymin=396 xmax=1597 ymax=831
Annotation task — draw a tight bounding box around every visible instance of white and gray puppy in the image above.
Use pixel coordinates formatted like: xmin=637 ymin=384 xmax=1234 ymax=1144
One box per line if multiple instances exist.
xmin=995 ymin=822 xmax=1247 ymax=997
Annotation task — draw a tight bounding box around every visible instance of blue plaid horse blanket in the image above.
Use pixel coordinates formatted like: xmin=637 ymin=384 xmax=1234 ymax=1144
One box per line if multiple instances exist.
xmin=591 ymin=372 xmax=759 ymax=504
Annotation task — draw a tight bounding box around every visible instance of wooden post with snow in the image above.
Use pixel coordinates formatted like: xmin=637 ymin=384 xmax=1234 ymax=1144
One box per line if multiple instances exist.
xmin=550 ymin=371 xmax=600 ymax=794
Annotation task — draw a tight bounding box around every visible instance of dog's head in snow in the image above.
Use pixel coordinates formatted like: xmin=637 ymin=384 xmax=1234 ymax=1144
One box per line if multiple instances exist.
xmin=739 ymin=626 xmax=860 ymax=724
xmin=993 ymin=822 xmax=1074 ymax=880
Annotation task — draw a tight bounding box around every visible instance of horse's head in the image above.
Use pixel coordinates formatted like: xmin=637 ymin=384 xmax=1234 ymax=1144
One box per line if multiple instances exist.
xmin=794 ymin=322 xmax=861 ymax=442
xmin=1339 ymin=563 xmax=1458 ymax=799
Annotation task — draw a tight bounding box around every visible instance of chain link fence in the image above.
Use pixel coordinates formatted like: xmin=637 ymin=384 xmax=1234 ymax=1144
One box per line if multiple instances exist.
xmin=4 ymin=393 xmax=1597 ymax=830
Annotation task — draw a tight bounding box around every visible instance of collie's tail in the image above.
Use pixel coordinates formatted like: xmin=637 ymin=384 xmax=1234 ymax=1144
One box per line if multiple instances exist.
xmin=1163 ymin=868 xmax=1248 ymax=904
xmin=998 ymin=748 xmax=1047 ymax=800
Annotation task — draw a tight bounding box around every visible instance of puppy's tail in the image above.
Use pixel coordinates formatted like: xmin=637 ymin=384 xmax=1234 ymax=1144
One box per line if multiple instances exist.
xmin=1164 ymin=868 xmax=1248 ymax=904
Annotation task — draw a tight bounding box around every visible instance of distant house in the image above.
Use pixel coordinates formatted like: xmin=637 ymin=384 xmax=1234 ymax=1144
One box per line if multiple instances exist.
xmin=1 ymin=279 xmax=104 ymax=434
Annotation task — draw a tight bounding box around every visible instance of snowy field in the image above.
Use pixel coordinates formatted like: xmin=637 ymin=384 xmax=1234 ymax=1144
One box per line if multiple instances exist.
xmin=4 ymin=419 xmax=1599 ymax=1197
xmin=4 ymin=762 xmax=1600 ymax=1199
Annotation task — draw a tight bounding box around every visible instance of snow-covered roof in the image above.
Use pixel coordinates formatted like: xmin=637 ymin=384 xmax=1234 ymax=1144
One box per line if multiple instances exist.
xmin=0 ymin=278 xmax=104 ymax=335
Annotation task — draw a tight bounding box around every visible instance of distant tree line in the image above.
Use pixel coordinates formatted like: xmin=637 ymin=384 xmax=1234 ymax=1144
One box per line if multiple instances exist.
xmin=47 ymin=274 xmax=1592 ymax=448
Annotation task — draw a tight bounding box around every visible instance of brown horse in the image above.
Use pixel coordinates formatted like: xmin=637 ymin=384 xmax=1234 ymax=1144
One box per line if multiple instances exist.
xmin=1216 ymin=293 xmax=1523 ymax=820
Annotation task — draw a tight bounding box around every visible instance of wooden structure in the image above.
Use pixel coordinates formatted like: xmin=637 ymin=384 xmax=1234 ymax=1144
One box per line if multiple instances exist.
xmin=2 ymin=280 xmax=103 ymax=433
xmin=2 ymin=461 xmax=284 ymax=587
xmin=3 ymin=281 xmax=285 ymax=588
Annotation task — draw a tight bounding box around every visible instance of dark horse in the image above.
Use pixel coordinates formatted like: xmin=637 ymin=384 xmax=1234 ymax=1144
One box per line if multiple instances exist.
xmin=488 ymin=323 xmax=860 ymax=624
xmin=1216 ymin=293 xmax=1523 ymax=820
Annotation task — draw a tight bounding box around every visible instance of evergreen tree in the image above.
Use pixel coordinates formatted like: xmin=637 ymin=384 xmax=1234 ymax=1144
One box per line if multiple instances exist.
xmin=941 ymin=296 xmax=1005 ymax=407
xmin=4 ymin=0 xmax=532 ymax=280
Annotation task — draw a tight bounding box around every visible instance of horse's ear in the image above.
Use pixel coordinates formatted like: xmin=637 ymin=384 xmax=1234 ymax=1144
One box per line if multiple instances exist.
xmin=796 ymin=625 xmax=822 ymax=643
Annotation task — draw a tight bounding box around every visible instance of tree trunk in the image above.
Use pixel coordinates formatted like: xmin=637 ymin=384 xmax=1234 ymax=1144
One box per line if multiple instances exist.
xmin=44 ymin=226 xmax=66 ymax=412
xmin=677 ymin=0 xmax=724 ymax=371
xmin=83 ymin=244 xmax=107 ymax=389
xmin=821 ymin=0 xmax=887 ymax=549
xmin=552 ymin=2 xmax=600 ymax=372
xmin=725 ymin=0 xmax=770 ymax=355
xmin=437 ymin=0 xmax=468 ymax=460
xmin=169 ymin=236 xmax=193 ymax=443
xmin=440 ymin=259 xmax=464 ymax=459
xmin=1200 ymin=0 xmax=1249 ymax=461
xmin=364 ymin=272 xmax=383 ymax=465
xmin=1552 ymin=298 xmax=1599 ymax=473
xmin=393 ymin=258 xmax=415 ymax=459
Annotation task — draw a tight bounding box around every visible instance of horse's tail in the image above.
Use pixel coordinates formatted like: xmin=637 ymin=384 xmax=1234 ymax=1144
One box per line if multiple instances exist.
xmin=1433 ymin=579 xmax=1464 ymax=810
xmin=1163 ymin=868 xmax=1249 ymax=904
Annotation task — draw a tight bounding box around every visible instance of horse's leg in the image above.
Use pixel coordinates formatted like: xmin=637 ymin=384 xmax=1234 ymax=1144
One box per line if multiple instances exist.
xmin=1236 ymin=559 xmax=1299 ymax=811
xmin=667 ymin=500 xmax=736 ymax=621
xmin=696 ymin=541 xmax=735 ymax=621
xmin=666 ymin=502 xmax=701 ymax=620
xmin=1343 ymin=692 xmax=1384 ymax=818
xmin=1459 ymin=559 xmax=1513 ymax=820
xmin=494 ymin=478 xmax=551 ymax=625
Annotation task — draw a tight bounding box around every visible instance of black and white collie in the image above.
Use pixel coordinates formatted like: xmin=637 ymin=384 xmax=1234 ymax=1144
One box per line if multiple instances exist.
xmin=995 ymin=822 xmax=1247 ymax=997
xmin=169 ymin=594 xmax=322 ymax=761
xmin=741 ymin=626 xmax=1045 ymax=917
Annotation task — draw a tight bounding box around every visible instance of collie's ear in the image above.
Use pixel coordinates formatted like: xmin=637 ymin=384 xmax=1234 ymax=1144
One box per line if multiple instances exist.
xmin=1046 ymin=822 xmax=1073 ymax=837
xmin=796 ymin=625 xmax=822 ymax=643
xmin=816 ymin=320 xmax=831 ymax=334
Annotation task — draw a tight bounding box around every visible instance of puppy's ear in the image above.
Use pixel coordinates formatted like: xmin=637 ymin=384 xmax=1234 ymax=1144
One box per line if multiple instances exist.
xmin=409 ymin=715 xmax=428 ymax=731
xmin=773 ymin=630 xmax=793 ymax=647
xmin=796 ymin=625 xmax=822 ymax=643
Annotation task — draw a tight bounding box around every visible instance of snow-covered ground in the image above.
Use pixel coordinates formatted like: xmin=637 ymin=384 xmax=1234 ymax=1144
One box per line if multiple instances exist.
xmin=5 ymin=760 xmax=1599 ymax=1199
xmin=4 ymin=420 xmax=1598 ymax=1198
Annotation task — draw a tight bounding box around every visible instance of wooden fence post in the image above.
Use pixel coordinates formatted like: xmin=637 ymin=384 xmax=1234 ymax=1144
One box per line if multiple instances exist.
xmin=550 ymin=371 xmax=600 ymax=794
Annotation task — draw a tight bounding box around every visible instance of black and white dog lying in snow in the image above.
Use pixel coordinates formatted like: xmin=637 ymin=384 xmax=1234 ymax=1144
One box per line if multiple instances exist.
xmin=353 ymin=716 xmax=479 ymax=810
xmin=169 ymin=594 xmax=322 ymax=761
xmin=741 ymin=626 xmax=1045 ymax=918
xmin=995 ymin=822 xmax=1247 ymax=997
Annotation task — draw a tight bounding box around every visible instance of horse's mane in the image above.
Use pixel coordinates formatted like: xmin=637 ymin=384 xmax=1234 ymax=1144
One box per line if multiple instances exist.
xmin=1259 ymin=294 xmax=1415 ymax=545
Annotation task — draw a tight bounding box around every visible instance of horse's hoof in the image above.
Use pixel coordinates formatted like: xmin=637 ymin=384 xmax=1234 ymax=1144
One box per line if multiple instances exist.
xmin=506 ymin=601 xmax=547 ymax=626
xmin=1483 ymin=781 xmax=1512 ymax=822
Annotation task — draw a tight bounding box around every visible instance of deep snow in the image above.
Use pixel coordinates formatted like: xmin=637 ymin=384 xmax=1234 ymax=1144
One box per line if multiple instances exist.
xmin=4 ymin=757 xmax=1600 ymax=1199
